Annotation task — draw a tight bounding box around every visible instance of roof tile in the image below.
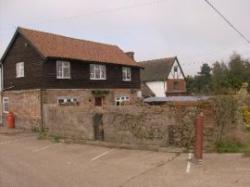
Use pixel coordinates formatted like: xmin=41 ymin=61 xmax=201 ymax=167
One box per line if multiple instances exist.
xmin=18 ymin=27 xmax=140 ymax=67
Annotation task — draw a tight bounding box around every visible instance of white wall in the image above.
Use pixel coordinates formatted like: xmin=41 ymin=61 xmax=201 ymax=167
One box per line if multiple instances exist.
xmin=168 ymin=60 xmax=184 ymax=80
xmin=146 ymin=81 xmax=166 ymax=97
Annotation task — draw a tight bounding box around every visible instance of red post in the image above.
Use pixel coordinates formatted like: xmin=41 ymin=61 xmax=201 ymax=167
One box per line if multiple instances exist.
xmin=194 ymin=112 xmax=204 ymax=160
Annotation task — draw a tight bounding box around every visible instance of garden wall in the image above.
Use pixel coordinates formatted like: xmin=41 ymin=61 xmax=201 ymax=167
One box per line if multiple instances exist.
xmin=44 ymin=102 xmax=218 ymax=150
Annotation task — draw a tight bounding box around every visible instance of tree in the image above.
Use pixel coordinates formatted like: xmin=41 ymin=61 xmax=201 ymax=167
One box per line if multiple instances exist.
xmin=186 ymin=53 xmax=250 ymax=95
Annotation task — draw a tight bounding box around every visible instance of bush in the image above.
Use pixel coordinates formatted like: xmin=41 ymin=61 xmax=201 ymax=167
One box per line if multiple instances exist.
xmin=52 ymin=135 xmax=61 ymax=143
xmin=242 ymin=106 xmax=250 ymax=130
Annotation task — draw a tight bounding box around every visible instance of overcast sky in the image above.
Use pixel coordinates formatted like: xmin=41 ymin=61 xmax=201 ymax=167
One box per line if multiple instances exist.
xmin=0 ymin=0 xmax=250 ymax=75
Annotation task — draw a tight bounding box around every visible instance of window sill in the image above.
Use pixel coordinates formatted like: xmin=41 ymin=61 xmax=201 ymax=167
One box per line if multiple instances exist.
xmin=56 ymin=77 xmax=71 ymax=79
xmin=90 ymin=78 xmax=106 ymax=80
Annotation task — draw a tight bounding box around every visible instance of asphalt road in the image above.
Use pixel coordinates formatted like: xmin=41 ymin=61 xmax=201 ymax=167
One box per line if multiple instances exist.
xmin=0 ymin=133 xmax=250 ymax=187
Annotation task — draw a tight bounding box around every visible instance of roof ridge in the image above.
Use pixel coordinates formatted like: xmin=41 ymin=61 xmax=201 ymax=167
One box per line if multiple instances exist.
xmin=138 ymin=56 xmax=176 ymax=63
xmin=18 ymin=27 xmax=118 ymax=48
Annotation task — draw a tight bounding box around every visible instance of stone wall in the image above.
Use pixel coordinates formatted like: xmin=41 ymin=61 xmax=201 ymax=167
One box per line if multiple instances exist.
xmin=2 ymin=89 xmax=42 ymax=129
xmin=44 ymin=102 xmax=218 ymax=150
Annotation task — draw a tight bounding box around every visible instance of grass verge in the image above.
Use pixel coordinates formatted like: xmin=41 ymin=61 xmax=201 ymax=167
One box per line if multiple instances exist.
xmin=216 ymin=131 xmax=250 ymax=156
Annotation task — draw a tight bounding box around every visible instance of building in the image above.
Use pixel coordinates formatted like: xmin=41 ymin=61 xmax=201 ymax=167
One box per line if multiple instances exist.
xmin=140 ymin=57 xmax=186 ymax=97
xmin=0 ymin=27 xmax=141 ymax=129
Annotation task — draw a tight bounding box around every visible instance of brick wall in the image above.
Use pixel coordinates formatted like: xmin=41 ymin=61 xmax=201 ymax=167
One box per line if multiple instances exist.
xmin=166 ymin=79 xmax=186 ymax=94
xmin=43 ymin=88 xmax=140 ymax=106
xmin=2 ymin=89 xmax=42 ymax=129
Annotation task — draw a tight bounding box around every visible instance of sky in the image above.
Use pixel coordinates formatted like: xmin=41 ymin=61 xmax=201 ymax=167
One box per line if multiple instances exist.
xmin=0 ymin=0 xmax=250 ymax=75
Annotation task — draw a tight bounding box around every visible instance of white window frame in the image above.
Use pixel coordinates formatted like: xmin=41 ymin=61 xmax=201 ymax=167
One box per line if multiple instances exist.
xmin=16 ymin=62 xmax=24 ymax=78
xmin=115 ymin=96 xmax=130 ymax=106
xmin=90 ymin=64 xmax=106 ymax=80
xmin=3 ymin=97 xmax=9 ymax=113
xmin=56 ymin=61 xmax=71 ymax=79
xmin=122 ymin=67 xmax=131 ymax=81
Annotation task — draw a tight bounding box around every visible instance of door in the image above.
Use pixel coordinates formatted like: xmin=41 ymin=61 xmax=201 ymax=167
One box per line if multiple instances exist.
xmin=93 ymin=113 xmax=104 ymax=141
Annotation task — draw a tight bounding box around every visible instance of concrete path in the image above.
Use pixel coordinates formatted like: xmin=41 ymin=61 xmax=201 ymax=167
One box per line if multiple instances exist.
xmin=0 ymin=133 xmax=250 ymax=187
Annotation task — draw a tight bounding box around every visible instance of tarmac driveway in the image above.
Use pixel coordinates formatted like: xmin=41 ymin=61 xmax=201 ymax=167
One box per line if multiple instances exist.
xmin=0 ymin=133 xmax=250 ymax=187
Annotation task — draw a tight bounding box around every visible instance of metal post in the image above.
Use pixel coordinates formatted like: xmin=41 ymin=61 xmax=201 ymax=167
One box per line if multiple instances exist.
xmin=194 ymin=112 xmax=204 ymax=161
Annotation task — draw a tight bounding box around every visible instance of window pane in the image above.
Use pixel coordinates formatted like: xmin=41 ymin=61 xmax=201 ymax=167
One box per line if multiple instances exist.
xmin=96 ymin=67 xmax=101 ymax=79
xmin=63 ymin=67 xmax=70 ymax=78
xmin=127 ymin=68 xmax=131 ymax=79
xmin=3 ymin=97 xmax=9 ymax=112
xmin=100 ymin=65 xmax=106 ymax=79
xmin=57 ymin=61 xmax=62 ymax=78
xmin=90 ymin=64 xmax=94 ymax=79
xmin=16 ymin=62 xmax=24 ymax=78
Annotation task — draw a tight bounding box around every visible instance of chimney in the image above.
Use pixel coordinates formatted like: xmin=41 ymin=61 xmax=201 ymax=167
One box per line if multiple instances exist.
xmin=125 ymin=51 xmax=135 ymax=61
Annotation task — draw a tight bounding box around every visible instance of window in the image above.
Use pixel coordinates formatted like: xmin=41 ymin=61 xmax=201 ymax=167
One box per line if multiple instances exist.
xmin=3 ymin=97 xmax=9 ymax=113
xmin=174 ymin=66 xmax=178 ymax=72
xmin=90 ymin=64 xmax=106 ymax=80
xmin=115 ymin=96 xmax=129 ymax=106
xmin=16 ymin=62 xmax=24 ymax=78
xmin=57 ymin=97 xmax=78 ymax=105
xmin=56 ymin=61 xmax=71 ymax=79
xmin=122 ymin=67 xmax=131 ymax=81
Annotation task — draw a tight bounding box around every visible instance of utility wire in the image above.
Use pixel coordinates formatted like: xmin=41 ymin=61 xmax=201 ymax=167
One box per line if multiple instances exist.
xmin=203 ymin=0 xmax=250 ymax=44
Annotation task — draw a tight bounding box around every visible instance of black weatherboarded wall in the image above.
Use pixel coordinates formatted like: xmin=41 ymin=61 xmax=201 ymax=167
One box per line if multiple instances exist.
xmin=44 ymin=58 xmax=140 ymax=89
xmin=3 ymin=34 xmax=44 ymax=90
xmin=2 ymin=34 xmax=141 ymax=90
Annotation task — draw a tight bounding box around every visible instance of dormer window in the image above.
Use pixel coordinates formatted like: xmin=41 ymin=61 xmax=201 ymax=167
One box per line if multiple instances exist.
xmin=122 ymin=67 xmax=131 ymax=81
xmin=56 ymin=61 xmax=71 ymax=79
xmin=16 ymin=62 xmax=24 ymax=78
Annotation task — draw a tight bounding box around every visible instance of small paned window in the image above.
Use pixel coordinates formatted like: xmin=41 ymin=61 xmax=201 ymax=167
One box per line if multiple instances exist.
xmin=57 ymin=97 xmax=78 ymax=106
xmin=115 ymin=96 xmax=130 ymax=106
xmin=16 ymin=62 xmax=24 ymax=78
xmin=56 ymin=61 xmax=71 ymax=79
xmin=122 ymin=67 xmax=131 ymax=81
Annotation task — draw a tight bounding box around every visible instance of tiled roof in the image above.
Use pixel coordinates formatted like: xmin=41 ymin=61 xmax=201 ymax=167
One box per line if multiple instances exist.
xmin=139 ymin=57 xmax=176 ymax=81
xmin=17 ymin=27 xmax=140 ymax=67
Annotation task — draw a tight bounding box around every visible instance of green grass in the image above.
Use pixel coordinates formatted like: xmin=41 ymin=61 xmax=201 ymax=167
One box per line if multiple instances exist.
xmin=216 ymin=131 xmax=250 ymax=156
xmin=37 ymin=131 xmax=47 ymax=140
xmin=216 ymin=142 xmax=246 ymax=153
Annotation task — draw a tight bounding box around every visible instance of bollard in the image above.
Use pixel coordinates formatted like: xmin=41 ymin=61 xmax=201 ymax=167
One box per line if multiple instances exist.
xmin=194 ymin=112 xmax=204 ymax=161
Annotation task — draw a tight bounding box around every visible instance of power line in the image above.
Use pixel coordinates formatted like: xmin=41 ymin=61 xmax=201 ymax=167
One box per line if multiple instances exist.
xmin=203 ymin=0 xmax=250 ymax=44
